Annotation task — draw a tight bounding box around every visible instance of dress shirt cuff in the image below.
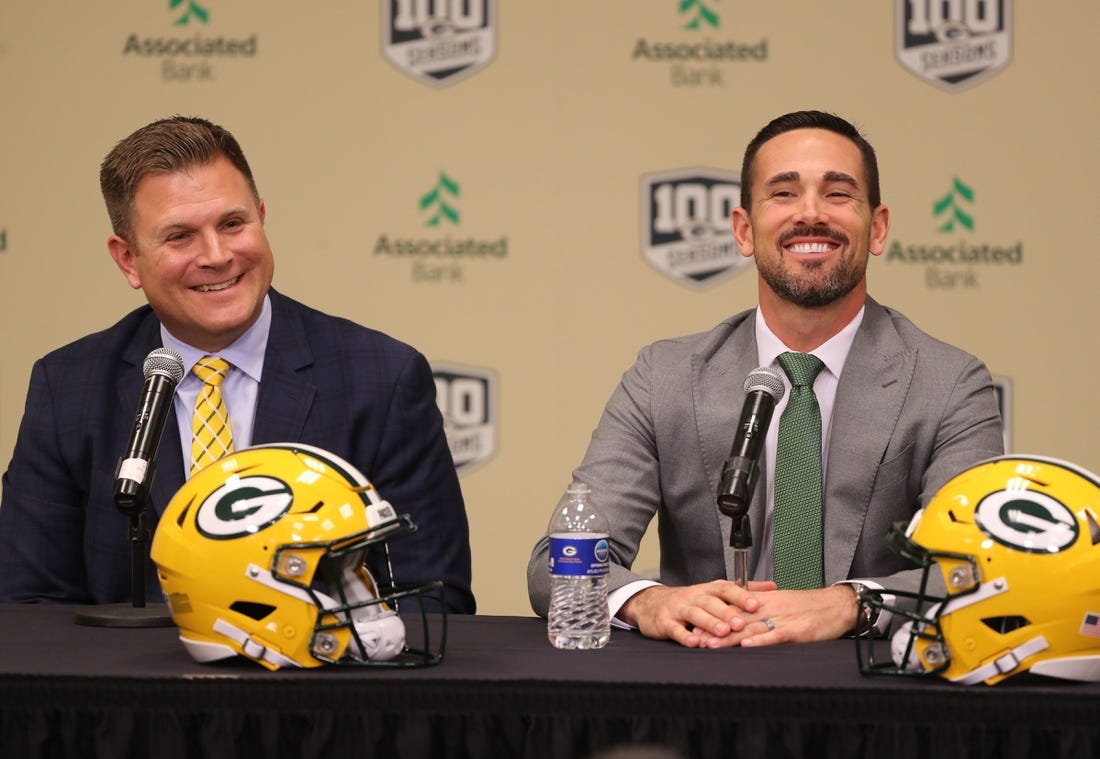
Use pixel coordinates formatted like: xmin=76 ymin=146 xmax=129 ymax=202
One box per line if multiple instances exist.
xmin=608 ymin=580 xmax=660 ymax=630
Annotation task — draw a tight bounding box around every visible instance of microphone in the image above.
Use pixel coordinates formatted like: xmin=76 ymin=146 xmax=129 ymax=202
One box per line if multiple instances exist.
xmin=717 ymin=367 xmax=786 ymax=550
xmin=113 ymin=347 xmax=185 ymax=516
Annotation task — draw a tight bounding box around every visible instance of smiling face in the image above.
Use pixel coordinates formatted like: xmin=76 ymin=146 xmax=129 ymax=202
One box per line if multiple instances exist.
xmin=107 ymin=155 xmax=274 ymax=352
xmin=732 ymin=128 xmax=889 ymax=311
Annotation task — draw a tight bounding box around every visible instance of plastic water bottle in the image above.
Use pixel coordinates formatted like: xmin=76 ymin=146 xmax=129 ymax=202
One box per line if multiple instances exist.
xmin=547 ymin=481 xmax=611 ymax=649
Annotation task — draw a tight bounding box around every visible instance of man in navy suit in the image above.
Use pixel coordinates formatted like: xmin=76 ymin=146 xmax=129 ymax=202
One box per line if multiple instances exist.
xmin=0 ymin=116 xmax=475 ymax=613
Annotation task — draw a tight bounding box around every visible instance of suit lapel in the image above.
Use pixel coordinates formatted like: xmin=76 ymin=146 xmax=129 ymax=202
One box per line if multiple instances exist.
xmin=149 ymin=425 xmax=185 ymax=515
xmin=252 ymin=291 xmax=317 ymax=444
xmin=690 ymin=312 xmax=764 ymax=581
xmin=823 ymin=298 xmax=916 ymax=583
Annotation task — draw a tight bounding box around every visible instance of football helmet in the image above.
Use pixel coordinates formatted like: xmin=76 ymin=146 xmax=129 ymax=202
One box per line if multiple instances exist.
xmin=151 ymin=443 xmax=446 ymax=670
xmin=857 ymin=455 xmax=1100 ymax=685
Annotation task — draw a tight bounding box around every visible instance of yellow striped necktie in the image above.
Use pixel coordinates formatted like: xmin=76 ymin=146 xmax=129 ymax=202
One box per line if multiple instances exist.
xmin=190 ymin=356 xmax=234 ymax=475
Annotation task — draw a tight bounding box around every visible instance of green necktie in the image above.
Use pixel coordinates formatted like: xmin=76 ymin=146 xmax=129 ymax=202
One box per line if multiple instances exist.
xmin=773 ymin=351 xmax=825 ymax=590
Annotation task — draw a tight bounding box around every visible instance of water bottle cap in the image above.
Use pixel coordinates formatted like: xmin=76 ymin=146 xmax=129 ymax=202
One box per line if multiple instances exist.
xmin=566 ymin=481 xmax=591 ymax=496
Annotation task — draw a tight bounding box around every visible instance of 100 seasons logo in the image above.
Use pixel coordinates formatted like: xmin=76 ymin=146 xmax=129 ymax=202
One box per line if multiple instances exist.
xmin=123 ymin=0 xmax=258 ymax=82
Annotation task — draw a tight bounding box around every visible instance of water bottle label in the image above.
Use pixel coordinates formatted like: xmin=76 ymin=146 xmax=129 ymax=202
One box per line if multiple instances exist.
xmin=549 ymin=534 xmax=610 ymax=577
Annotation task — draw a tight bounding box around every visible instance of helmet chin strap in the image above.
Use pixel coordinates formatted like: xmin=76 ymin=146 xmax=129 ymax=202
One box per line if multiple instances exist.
xmin=211 ymin=618 xmax=299 ymax=669
xmin=950 ymin=635 xmax=1050 ymax=685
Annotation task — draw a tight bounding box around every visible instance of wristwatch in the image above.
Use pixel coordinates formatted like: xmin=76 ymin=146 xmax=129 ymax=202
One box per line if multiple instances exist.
xmin=848 ymin=582 xmax=882 ymax=632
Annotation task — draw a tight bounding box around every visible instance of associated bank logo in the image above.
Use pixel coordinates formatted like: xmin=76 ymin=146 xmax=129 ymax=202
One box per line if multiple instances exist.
xmin=934 ymin=177 xmax=974 ymax=232
xmin=641 ymin=168 xmax=749 ymax=288
xmin=885 ymin=176 xmax=1022 ymax=289
xmin=432 ymin=363 xmax=498 ymax=474
xmin=682 ymin=0 xmax=720 ymax=30
xmin=632 ymin=1 xmax=769 ymax=87
xmin=382 ymin=0 xmax=497 ymax=88
xmin=171 ymin=0 xmax=208 ymax=25
xmin=896 ymin=0 xmax=1012 ymax=92
xmin=421 ymin=172 xmax=460 ymax=227
xmin=122 ymin=0 xmax=259 ymax=83
xmin=373 ymin=171 xmax=508 ymax=283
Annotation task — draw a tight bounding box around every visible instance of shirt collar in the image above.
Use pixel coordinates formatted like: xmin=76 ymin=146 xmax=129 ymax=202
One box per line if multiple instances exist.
xmin=754 ymin=304 xmax=864 ymax=380
xmin=160 ymin=294 xmax=271 ymax=382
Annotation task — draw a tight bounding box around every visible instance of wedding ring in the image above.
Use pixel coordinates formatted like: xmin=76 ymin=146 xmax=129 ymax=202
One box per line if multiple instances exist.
xmin=763 ymin=618 xmax=775 ymax=632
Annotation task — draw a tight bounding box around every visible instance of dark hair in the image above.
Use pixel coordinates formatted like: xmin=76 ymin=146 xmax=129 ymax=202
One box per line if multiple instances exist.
xmin=739 ymin=110 xmax=881 ymax=210
xmin=100 ymin=116 xmax=259 ymax=241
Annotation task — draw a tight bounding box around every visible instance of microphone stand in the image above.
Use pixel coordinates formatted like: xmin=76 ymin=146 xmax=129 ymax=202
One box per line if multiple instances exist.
xmin=717 ymin=491 xmax=752 ymax=588
xmin=73 ymin=464 xmax=174 ymax=628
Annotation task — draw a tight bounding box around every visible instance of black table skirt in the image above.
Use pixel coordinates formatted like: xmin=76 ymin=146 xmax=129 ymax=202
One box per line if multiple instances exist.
xmin=1 ymin=604 xmax=1097 ymax=759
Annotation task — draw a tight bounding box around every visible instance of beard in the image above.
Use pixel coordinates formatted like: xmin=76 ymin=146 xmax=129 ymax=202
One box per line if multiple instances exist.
xmin=757 ymin=225 xmax=867 ymax=307
xmin=757 ymin=252 xmax=864 ymax=307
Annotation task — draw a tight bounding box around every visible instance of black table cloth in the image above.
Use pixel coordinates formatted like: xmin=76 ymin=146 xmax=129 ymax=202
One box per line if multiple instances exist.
xmin=0 ymin=604 xmax=1096 ymax=758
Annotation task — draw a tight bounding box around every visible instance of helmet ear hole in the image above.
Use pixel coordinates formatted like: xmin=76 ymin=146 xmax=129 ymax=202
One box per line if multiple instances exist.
xmin=229 ymin=601 xmax=278 ymax=621
xmin=980 ymin=615 xmax=1030 ymax=634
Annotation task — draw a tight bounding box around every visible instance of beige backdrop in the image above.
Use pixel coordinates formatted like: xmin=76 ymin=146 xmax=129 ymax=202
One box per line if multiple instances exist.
xmin=1 ymin=1 xmax=1096 ymax=616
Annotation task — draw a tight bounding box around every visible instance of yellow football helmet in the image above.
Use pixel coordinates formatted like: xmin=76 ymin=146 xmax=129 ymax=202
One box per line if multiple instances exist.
xmin=857 ymin=455 xmax=1100 ymax=685
xmin=151 ymin=443 xmax=445 ymax=670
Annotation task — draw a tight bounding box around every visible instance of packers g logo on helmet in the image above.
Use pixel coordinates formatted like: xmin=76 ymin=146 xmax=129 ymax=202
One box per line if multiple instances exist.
xmin=194 ymin=475 xmax=293 ymax=539
xmin=857 ymin=455 xmax=1100 ymax=686
xmin=974 ymin=488 xmax=1079 ymax=554
xmin=151 ymin=443 xmax=445 ymax=671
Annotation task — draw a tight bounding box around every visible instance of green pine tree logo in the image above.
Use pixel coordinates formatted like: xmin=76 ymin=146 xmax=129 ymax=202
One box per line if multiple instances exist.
xmin=680 ymin=0 xmax=720 ymax=30
xmin=933 ymin=177 xmax=975 ymax=232
xmin=170 ymin=0 xmax=209 ymax=26
xmin=420 ymin=172 xmax=461 ymax=227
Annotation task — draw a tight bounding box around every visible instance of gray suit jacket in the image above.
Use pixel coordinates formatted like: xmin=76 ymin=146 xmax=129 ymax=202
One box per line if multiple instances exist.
xmin=527 ymin=297 xmax=1004 ymax=615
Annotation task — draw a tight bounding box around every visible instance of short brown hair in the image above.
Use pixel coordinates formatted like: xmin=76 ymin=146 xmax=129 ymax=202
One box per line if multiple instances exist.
xmin=739 ymin=110 xmax=881 ymax=211
xmin=100 ymin=116 xmax=259 ymax=240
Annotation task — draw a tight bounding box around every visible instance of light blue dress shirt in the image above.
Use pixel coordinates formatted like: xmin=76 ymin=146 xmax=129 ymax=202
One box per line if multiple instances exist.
xmin=161 ymin=294 xmax=272 ymax=478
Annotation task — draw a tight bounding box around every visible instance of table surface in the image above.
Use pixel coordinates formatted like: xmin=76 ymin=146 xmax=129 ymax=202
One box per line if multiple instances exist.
xmin=0 ymin=603 xmax=1095 ymax=702
xmin=4 ymin=604 xmax=1100 ymax=759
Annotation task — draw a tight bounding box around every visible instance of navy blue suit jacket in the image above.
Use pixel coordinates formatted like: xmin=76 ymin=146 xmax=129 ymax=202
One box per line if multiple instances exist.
xmin=0 ymin=289 xmax=476 ymax=613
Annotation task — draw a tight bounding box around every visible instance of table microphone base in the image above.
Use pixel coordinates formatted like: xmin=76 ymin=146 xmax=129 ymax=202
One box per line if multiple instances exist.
xmin=74 ymin=602 xmax=174 ymax=628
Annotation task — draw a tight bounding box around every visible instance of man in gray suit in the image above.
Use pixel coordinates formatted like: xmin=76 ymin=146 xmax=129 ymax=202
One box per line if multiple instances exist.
xmin=527 ymin=110 xmax=1003 ymax=648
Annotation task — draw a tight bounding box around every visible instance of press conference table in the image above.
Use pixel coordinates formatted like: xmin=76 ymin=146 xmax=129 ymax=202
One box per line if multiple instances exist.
xmin=0 ymin=604 xmax=1097 ymax=759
